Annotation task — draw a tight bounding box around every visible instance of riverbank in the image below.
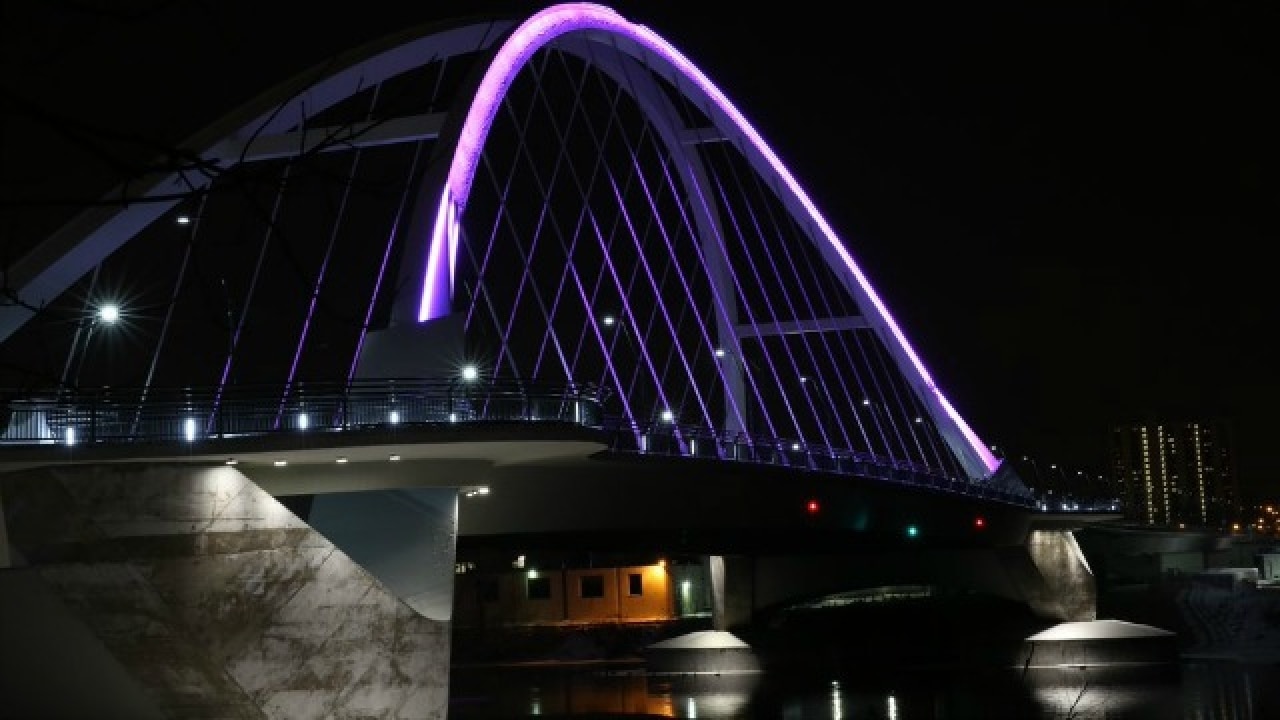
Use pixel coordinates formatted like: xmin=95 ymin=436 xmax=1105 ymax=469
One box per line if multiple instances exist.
xmin=1099 ymin=576 xmax=1280 ymax=663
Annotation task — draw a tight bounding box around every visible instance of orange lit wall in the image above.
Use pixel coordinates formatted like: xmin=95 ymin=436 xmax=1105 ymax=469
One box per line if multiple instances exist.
xmin=454 ymin=563 xmax=674 ymax=627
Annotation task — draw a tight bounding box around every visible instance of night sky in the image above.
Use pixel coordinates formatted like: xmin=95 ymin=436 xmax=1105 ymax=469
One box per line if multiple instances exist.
xmin=2 ymin=1 xmax=1275 ymax=495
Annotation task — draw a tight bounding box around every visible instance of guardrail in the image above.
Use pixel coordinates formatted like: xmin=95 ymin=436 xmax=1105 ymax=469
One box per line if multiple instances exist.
xmin=0 ymin=379 xmax=604 ymax=444
xmin=0 ymin=380 xmax=1035 ymax=506
xmin=601 ymin=419 xmax=1038 ymax=507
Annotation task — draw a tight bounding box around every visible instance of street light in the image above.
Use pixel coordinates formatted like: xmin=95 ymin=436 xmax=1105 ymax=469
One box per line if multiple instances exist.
xmin=97 ymin=304 xmax=120 ymax=324
xmin=798 ymin=374 xmax=836 ymax=451
xmin=597 ymin=312 xmax=636 ymax=349
xmin=63 ymin=301 xmax=124 ymax=390
xmin=1021 ymin=456 xmax=1043 ymax=493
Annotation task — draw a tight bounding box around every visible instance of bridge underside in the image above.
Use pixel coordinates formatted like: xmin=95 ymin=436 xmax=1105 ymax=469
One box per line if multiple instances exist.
xmin=2 ymin=445 xmax=1088 ymax=719
xmin=0 ymin=5 xmax=1060 ymax=713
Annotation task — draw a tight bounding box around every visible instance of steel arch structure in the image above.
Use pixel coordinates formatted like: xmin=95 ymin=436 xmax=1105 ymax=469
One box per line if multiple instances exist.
xmin=0 ymin=3 xmax=1031 ymax=501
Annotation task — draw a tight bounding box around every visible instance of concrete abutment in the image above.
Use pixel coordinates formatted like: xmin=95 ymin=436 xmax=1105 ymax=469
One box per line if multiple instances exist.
xmin=0 ymin=463 xmax=457 ymax=719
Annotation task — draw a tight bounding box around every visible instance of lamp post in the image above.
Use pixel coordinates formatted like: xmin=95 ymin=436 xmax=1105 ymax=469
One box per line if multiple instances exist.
xmin=860 ymin=396 xmax=895 ymax=464
xmin=1021 ymin=456 xmax=1043 ymax=495
xmin=713 ymin=345 xmax=750 ymax=440
xmin=1048 ymin=464 xmax=1075 ymax=509
xmin=1075 ymin=470 xmax=1091 ymax=508
xmin=62 ymin=302 xmax=121 ymax=391
xmin=447 ymin=363 xmax=479 ymax=422
xmin=798 ymin=374 xmax=834 ymax=452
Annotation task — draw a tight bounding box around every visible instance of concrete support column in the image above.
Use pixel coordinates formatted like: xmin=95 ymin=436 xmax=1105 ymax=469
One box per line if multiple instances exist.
xmin=1007 ymin=529 xmax=1098 ymax=622
xmin=305 ymin=487 xmax=459 ymax=622
xmin=708 ymin=555 xmax=725 ymax=629
xmin=0 ymin=464 xmax=453 ymax=719
xmin=708 ymin=554 xmax=755 ymax=631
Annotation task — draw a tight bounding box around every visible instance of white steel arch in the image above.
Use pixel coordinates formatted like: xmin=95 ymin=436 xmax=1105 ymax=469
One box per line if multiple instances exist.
xmin=3 ymin=3 xmax=1003 ymax=485
xmin=413 ymin=2 xmax=1000 ymax=481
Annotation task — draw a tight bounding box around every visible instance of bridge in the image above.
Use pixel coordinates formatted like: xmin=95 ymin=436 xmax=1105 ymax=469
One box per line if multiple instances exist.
xmin=0 ymin=4 xmax=1105 ymax=718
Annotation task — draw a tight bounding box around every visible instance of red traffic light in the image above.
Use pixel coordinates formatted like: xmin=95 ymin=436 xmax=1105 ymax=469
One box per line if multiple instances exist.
xmin=974 ymin=516 xmax=987 ymax=529
xmin=806 ymin=499 xmax=820 ymax=515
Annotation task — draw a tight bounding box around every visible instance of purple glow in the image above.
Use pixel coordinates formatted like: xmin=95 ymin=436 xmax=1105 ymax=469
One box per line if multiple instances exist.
xmin=627 ymin=151 xmax=721 ymax=430
xmin=419 ymin=187 xmax=454 ymax=322
xmin=420 ymin=2 xmax=997 ymax=474
xmin=651 ymin=154 xmax=752 ymax=438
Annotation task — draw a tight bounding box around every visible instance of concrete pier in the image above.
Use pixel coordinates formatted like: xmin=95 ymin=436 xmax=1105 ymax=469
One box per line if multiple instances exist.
xmin=0 ymin=463 xmax=452 ymax=719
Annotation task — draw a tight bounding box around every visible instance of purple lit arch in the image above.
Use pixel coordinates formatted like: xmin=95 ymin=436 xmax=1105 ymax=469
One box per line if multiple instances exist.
xmin=417 ymin=2 xmax=999 ymax=478
xmin=2 ymin=1 xmax=1003 ymax=485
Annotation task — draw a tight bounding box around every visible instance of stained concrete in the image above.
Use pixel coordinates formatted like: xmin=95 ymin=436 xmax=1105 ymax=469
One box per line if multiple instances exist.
xmin=0 ymin=463 xmax=452 ymax=719
xmin=1022 ymin=530 xmax=1097 ymax=622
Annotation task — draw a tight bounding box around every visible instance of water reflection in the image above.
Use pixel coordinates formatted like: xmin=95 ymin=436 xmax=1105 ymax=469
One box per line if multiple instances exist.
xmin=450 ymin=660 xmax=1280 ymax=718
xmin=450 ymin=667 xmax=758 ymax=718
xmin=651 ymin=673 xmax=760 ymax=718
xmin=1023 ymin=665 xmax=1182 ymax=718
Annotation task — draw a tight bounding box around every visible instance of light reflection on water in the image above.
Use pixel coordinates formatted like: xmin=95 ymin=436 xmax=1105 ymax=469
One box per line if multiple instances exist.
xmin=449 ymin=660 xmax=1280 ymax=719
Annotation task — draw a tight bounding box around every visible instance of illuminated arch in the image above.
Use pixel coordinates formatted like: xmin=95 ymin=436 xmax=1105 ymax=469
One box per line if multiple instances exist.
xmin=418 ymin=2 xmax=1000 ymax=478
xmin=2 ymin=3 xmax=1006 ymax=485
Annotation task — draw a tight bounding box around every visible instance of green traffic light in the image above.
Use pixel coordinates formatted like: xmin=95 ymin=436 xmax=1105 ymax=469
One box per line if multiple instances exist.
xmin=905 ymin=524 xmax=919 ymax=538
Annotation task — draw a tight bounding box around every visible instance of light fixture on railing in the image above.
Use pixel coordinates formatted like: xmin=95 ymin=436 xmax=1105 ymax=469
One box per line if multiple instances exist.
xmin=460 ymin=364 xmax=479 ymax=382
xmin=183 ymin=417 xmax=196 ymax=442
xmin=297 ymin=413 xmax=309 ymax=430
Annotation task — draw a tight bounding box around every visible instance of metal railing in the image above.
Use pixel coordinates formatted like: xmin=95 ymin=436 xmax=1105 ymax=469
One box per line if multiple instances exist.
xmin=0 ymin=379 xmax=604 ymax=445
xmin=0 ymin=380 xmax=1034 ymax=506
xmin=601 ymin=418 xmax=1037 ymax=507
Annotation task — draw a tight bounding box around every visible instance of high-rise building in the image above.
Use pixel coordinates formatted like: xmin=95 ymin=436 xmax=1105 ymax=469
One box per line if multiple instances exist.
xmin=1110 ymin=419 xmax=1238 ymax=528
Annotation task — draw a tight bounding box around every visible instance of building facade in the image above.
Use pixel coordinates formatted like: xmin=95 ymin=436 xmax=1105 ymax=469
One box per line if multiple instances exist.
xmin=1110 ymin=419 xmax=1238 ymax=528
xmin=453 ymin=557 xmax=712 ymax=629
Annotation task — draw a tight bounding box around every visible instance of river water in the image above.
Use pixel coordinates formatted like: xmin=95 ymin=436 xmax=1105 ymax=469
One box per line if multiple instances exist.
xmin=449 ymin=657 xmax=1280 ymax=718
xmin=448 ymin=590 xmax=1280 ymax=719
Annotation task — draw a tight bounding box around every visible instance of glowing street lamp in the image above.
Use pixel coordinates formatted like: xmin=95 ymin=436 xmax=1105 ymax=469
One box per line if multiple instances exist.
xmin=97 ymin=304 xmax=120 ymax=324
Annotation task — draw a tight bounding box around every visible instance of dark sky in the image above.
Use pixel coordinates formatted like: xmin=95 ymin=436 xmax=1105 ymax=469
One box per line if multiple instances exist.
xmin=2 ymin=1 xmax=1276 ymax=493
